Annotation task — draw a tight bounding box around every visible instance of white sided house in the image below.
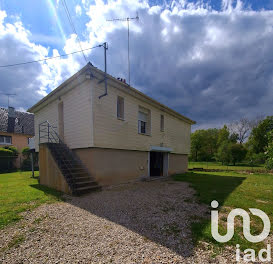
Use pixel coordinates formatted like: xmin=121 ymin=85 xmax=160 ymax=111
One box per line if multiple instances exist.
xmin=28 ymin=63 xmax=195 ymax=195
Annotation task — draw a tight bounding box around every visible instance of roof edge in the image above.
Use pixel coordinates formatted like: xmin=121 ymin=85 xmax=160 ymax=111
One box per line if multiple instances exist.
xmin=28 ymin=62 xmax=196 ymax=125
xmin=27 ymin=63 xmax=92 ymax=113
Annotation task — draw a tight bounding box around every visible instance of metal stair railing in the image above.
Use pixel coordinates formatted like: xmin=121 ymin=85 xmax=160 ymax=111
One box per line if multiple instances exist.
xmin=38 ymin=121 xmax=93 ymax=190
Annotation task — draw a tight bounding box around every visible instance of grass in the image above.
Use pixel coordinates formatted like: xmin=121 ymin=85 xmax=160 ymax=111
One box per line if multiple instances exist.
xmin=0 ymin=171 xmax=63 ymax=229
xmin=188 ymin=161 xmax=265 ymax=171
xmin=173 ymin=170 xmax=273 ymax=251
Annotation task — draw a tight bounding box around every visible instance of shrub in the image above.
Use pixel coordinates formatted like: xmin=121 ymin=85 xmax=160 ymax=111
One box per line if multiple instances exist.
xmin=21 ymin=159 xmax=32 ymax=171
xmin=20 ymin=147 xmax=39 ymax=171
xmin=4 ymin=145 xmax=18 ymax=156
xmin=229 ymin=143 xmax=247 ymax=166
xmin=246 ymin=151 xmax=266 ymax=165
xmin=22 ymin=147 xmax=30 ymax=159
xmin=0 ymin=147 xmax=16 ymax=172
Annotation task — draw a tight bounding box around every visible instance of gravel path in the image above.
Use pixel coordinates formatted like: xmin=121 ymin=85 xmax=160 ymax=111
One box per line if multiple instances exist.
xmin=0 ymin=180 xmax=242 ymax=263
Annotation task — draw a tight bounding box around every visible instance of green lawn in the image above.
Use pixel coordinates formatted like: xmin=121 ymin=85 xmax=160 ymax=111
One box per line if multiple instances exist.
xmin=173 ymin=171 xmax=273 ymax=251
xmin=188 ymin=161 xmax=265 ymax=171
xmin=0 ymin=171 xmax=62 ymax=229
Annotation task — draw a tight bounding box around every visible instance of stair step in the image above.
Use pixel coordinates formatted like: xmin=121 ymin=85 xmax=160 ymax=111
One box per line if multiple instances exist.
xmin=74 ymin=181 xmax=98 ymax=188
xmin=61 ymin=168 xmax=85 ymax=172
xmin=47 ymin=142 xmax=101 ymax=196
xmin=71 ymin=171 xmax=88 ymax=175
xmin=73 ymin=185 xmax=101 ymax=195
xmin=74 ymin=176 xmax=93 ymax=181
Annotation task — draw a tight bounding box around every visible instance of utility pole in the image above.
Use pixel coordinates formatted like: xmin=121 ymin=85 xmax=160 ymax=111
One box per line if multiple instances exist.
xmin=107 ymin=13 xmax=139 ymax=86
xmin=0 ymin=93 xmax=16 ymax=107
xmin=98 ymin=42 xmax=109 ymax=99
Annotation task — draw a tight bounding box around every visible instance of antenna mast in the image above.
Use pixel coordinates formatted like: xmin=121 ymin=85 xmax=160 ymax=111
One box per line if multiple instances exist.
xmin=0 ymin=93 xmax=16 ymax=107
xmin=107 ymin=13 xmax=139 ymax=86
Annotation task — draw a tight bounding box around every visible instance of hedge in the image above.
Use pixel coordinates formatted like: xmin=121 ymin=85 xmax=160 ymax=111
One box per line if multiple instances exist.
xmin=0 ymin=147 xmax=17 ymax=172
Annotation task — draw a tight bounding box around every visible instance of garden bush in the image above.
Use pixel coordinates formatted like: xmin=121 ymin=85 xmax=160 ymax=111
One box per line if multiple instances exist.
xmin=0 ymin=147 xmax=17 ymax=172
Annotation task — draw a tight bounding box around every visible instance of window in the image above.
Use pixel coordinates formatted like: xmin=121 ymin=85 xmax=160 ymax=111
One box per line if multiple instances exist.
xmin=160 ymin=115 xmax=164 ymax=132
xmin=138 ymin=110 xmax=148 ymax=134
xmin=117 ymin=96 xmax=124 ymax=120
xmin=0 ymin=135 xmax=12 ymax=144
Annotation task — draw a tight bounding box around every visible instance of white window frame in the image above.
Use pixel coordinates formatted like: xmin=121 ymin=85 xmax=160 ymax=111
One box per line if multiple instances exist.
xmin=138 ymin=120 xmax=147 ymax=134
xmin=138 ymin=110 xmax=149 ymax=135
xmin=0 ymin=135 xmax=12 ymax=145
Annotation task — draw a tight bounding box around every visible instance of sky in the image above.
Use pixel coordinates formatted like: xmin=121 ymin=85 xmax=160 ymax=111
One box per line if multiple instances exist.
xmin=0 ymin=0 xmax=273 ymax=129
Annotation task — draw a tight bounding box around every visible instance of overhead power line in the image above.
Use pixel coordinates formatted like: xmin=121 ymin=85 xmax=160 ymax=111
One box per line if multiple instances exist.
xmin=0 ymin=45 xmax=103 ymax=68
xmin=61 ymin=0 xmax=87 ymax=63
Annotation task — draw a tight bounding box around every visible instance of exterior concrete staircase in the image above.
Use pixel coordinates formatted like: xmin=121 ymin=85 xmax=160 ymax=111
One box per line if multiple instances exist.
xmin=39 ymin=121 xmax=100 ymax=195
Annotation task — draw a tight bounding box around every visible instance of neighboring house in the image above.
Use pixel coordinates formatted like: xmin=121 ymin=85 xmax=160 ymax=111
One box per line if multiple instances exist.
xmin=0 ymin=107 xmax=34 ymax=168
xmin=28 ymin=62 xmax=195 ymax=195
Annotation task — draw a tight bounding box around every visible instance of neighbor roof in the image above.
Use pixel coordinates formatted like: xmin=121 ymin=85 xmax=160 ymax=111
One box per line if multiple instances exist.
xmin=0 ymin=107 xmax=34 ymax=136
xmin=28 ymin=62 xmax=196 ymax=125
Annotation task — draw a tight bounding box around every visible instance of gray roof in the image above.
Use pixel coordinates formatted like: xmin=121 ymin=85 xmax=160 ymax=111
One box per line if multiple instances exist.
xmin=0 ymin=107 xmax=34 ymax=136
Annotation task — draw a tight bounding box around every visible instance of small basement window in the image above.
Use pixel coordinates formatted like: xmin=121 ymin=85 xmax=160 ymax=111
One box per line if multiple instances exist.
xmin=117 ymin=96 xmax=124 ymax=120
xmin=160 ymin=115 xmax=164 ymax=132
xmin=0 ymin=135 xmax=12 ymax=144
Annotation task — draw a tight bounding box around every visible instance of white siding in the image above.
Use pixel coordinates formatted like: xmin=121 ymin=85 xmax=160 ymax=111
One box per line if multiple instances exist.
xmin=34 ymin=79 xmax=93 ymax=151
xmin=61 ymin=81 xmax=93 ymax=149
xmin=34 ymin=100 xmax=59 ymax=151
xmin=92 ymin=80 xmax=191 ymax=154
xmin=33 ymin=70 xmax=192 ymax=155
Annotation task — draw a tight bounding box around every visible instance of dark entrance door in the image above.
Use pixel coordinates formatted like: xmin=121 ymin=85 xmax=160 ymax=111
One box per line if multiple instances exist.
xmin=150 ymin=152 xmax=163 ymax=177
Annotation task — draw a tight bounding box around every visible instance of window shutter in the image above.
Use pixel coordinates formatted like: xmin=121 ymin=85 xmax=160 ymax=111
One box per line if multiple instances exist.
xmin=138 ymin=111 xmax=147 ymax=122
xmin=160 ymin=115 xmax=164 ymax=131
xmin=117 ymin=96 xmax=124 ymax=119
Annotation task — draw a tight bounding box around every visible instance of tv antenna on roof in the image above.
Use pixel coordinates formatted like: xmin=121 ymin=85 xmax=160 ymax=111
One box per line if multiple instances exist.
xmin=0 ymin=93 xmax=16 ymax=107
xmin=107 ymin=13 xmax=139 ymax=86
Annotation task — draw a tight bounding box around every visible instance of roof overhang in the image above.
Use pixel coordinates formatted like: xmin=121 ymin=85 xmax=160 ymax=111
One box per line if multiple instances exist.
xmin=150 ymin=146 xmax=173 ymax=152
xmin=28 ymin=62 xmax=196 ymax=125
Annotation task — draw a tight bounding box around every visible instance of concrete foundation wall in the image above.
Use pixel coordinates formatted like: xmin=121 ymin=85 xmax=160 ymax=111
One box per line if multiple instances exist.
xmin=75 ymin=148 xmax=149 ymax=186
xmin=168 ymin=153 xmax=188 ymax=175
xmin=74 ymin=147 xmax=188 ymax=186
xmin=39 ymin=144 xmax=71 ymax=194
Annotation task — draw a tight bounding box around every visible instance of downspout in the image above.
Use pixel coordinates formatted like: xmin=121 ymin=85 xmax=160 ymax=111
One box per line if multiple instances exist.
xmin=99 ymin=42 xmax=108 ymax=99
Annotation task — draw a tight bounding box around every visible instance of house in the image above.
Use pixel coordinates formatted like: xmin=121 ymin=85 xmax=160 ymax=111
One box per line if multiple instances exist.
xmin=28 ymin=63 xmax=195 ymax=195
xmin=0 ymin=107 xmax=34 ymax=168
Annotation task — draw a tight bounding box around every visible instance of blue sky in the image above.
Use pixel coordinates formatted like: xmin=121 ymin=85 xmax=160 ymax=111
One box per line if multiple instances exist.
xmin=0 ymin=0 xmax=273 ymax=128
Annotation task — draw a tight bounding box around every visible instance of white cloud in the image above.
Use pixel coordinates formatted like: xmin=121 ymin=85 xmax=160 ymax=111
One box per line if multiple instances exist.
xmin=1 ymin=0 xmax=273 ymax=129
xmin=0 ymin=10 xmax=81 ymax=109
xmin=80 ymin=0 xmax=273 ymax=126
xmin=75 ymin=4 xmax=82 ymax=16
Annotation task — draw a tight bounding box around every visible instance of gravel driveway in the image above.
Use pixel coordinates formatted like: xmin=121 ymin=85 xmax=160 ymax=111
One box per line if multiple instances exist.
xmin=0 ymin=180 xmax=238 ymax=263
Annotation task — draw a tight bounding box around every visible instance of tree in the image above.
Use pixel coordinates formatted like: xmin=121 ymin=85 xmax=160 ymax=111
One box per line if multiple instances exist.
xmin=248 ymin=116 xmax=273 ymax=154
xmin=191 ymin=130 xmax=204 ymax=161
xmin=229 ymin=143 xmax=247 ymax=165
xmin=205 ymin=128 xmax=219 ymax=159
xmin=217 ymin=125 xmax=229 ymax=146
xmin=229 ymin=118 xmax=251 ymax=144
xmin=265 ymin=130 xmax=273 ymax=170
xmin=217 ymin=141 xmax=231 ymax=165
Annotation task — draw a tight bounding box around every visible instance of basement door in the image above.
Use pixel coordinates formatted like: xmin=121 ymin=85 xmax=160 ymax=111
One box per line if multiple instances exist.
xmin=150 ymin=151 xmax=164 ymax=177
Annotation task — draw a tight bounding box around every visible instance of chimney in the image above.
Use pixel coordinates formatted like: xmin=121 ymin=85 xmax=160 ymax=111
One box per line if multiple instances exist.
xmin=117 ymin=77 xmax=127 ymax=84
xmin=7 ymin=107 xmax=16 ymax=133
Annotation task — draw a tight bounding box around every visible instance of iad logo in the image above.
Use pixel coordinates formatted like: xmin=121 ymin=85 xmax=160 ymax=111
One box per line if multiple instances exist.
xmin=211 ymin=200 xmax=271 ymax=262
